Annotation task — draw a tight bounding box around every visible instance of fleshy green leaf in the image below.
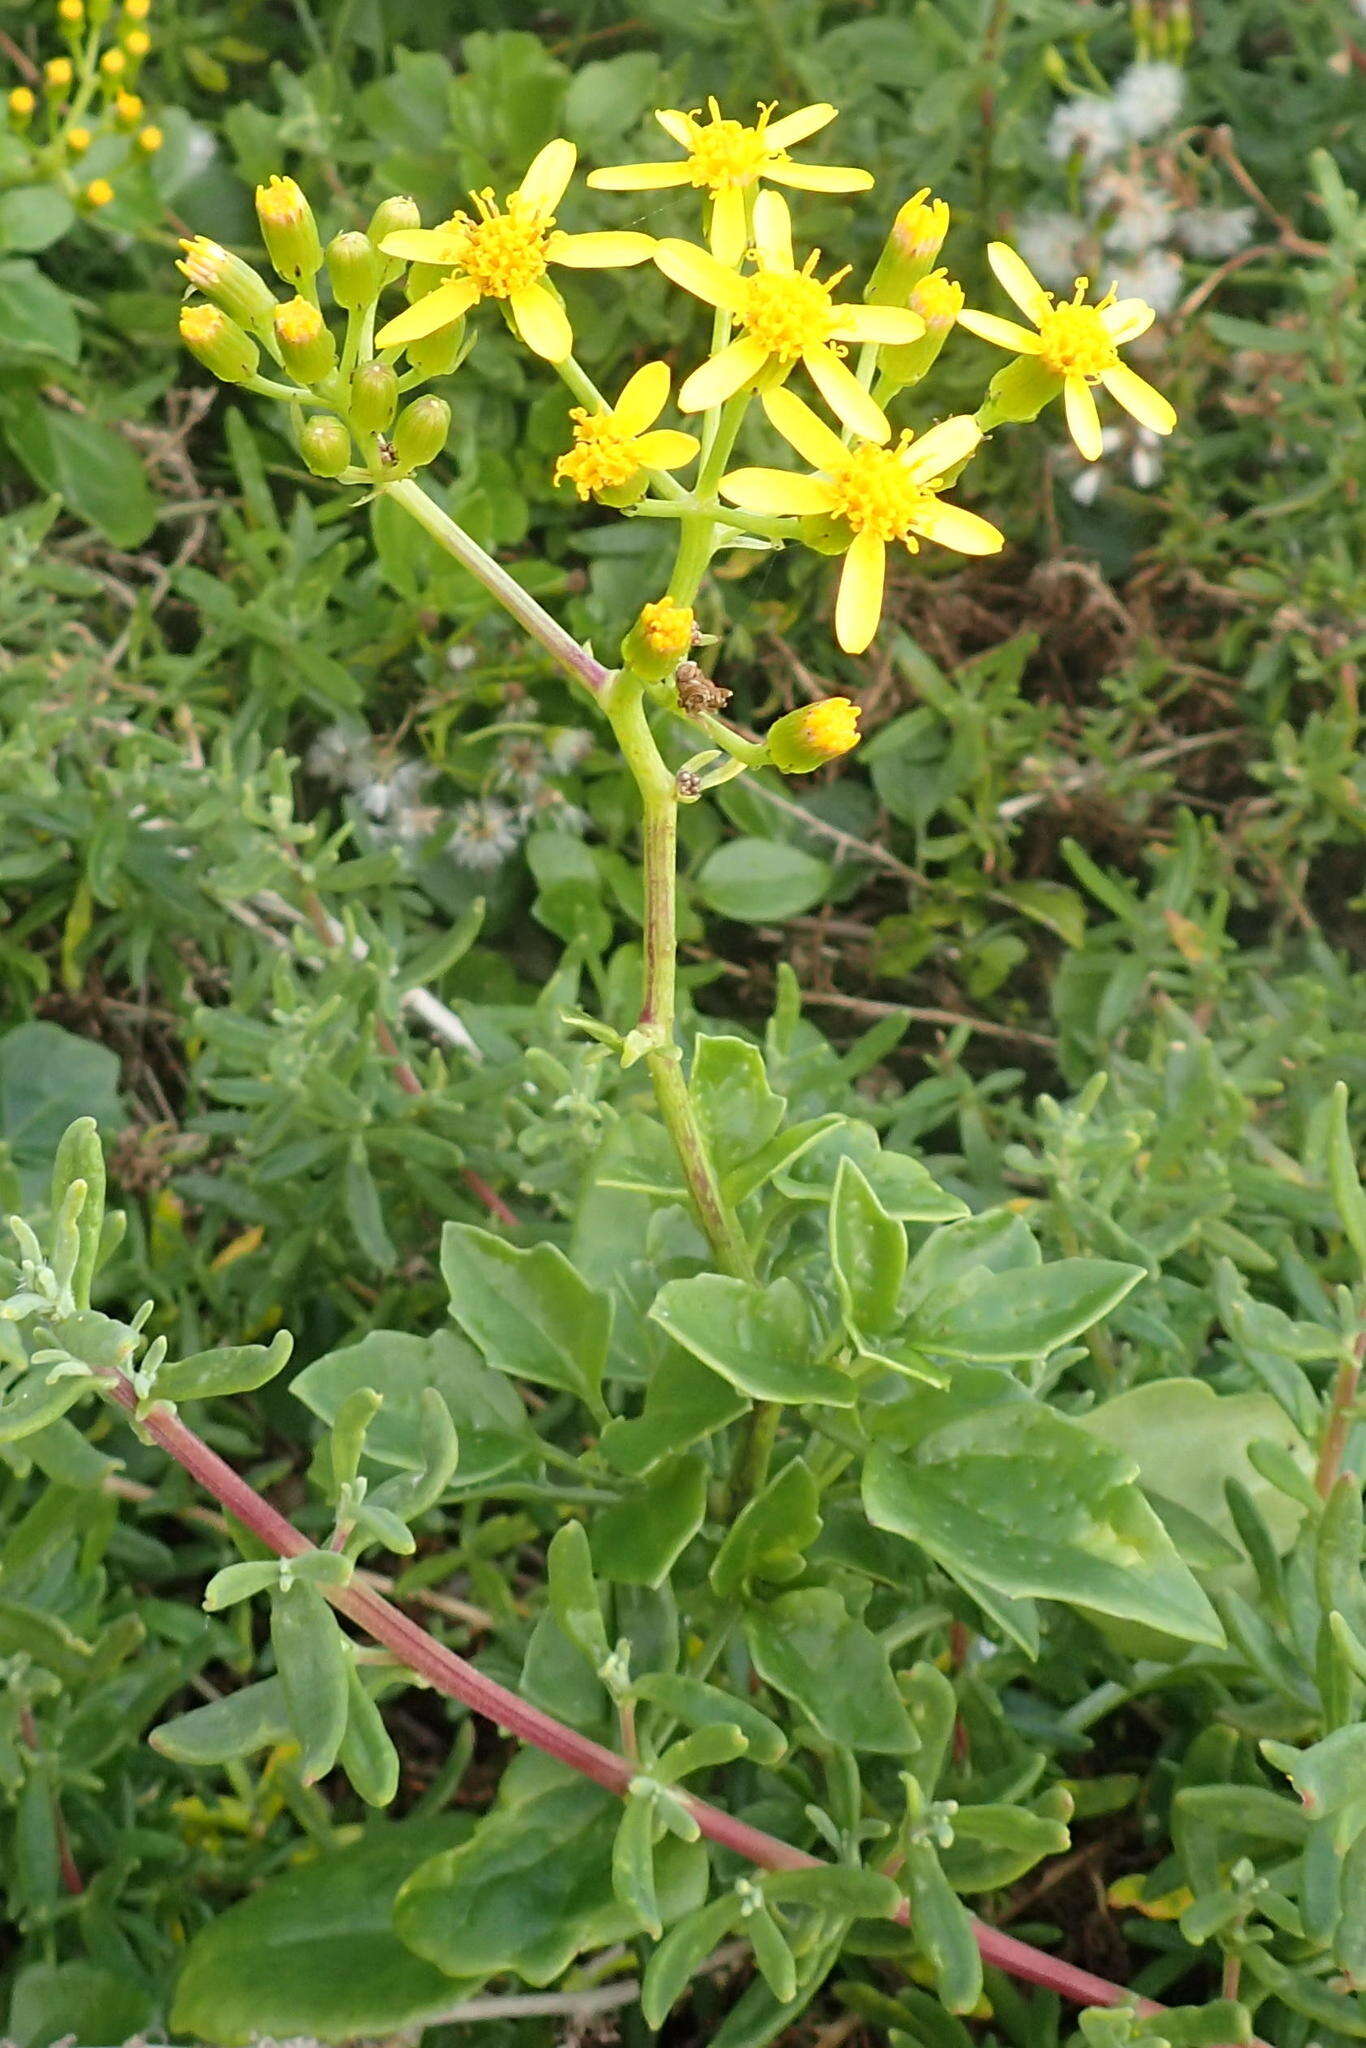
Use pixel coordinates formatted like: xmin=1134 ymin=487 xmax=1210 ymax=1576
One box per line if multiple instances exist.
xmin=650 ymin=1274 xmax=854 ymax=1407
xmin=746 ymin=1587 xmax=917 ymax=1753
xmin=913 ymin=1258 xmax=1143 ymax=1362
xmin=441 ymin=1223 xmax=612 ymax=1422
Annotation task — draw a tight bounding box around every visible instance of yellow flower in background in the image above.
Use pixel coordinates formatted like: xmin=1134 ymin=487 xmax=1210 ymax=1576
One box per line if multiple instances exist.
xmin=959 ymin=243 xmax=1176 ymax=460
xmin=588 ymin=98 xmax=872 ymax=266
xmin=554 ymin=361 xmax=699 ymax=501
xmin=656 ymin=190 xmax=923 ymax=443
xmin=375 ymin=140 xmax=654 ymax=364
xmin=720 ymin=386 xmax=1002 ymax=654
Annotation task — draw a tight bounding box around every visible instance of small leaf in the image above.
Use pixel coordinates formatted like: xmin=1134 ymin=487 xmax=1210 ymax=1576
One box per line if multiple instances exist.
xmin=271 ymin=1582 xmax=351 ymax=1784
xmin=650 ymin=1274 xmax=854 ymax=1407
xmin=151 ymin=1678 xmax=292 ymax=1766
xmin=746 ymin=1587 xmax=916 ymax=1753
xmin=697 ymin=838 xmax=832 ymax=923
xmin=831 ymin=1157 xmax=907 ymax=1338
xmin=441 ymin=1222 xmax=612 ymax=1422
xmin=914 ymin=1258 xmax=1142 ymax=1362
xmin=338 ymin=1666 xmax=400 ymax=1808
xmin=612 ymin=1793 xmax=662 ymax=1938
xmin=592 ymin=1455 xmax=708 ymax=1587
xmin=156 ymin=1330 xmax=294 ymax=1403
xmin=1326 ymin=1083 xmax=1366 ymax=1277
xmin=547 ymin=1521 xmax=610 ymax=1668
xmin=710 ymin=1457 xmax=822 ymax=1600
xmin=691 ymin=1035 xmax=786 ymax=1180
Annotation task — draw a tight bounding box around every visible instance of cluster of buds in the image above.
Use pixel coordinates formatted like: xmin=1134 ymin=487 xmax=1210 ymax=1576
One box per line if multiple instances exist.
xmin=177 ymin=181 xmax=454 ymax=485
xmin=4 ymin=0 xmax=163 ymax=220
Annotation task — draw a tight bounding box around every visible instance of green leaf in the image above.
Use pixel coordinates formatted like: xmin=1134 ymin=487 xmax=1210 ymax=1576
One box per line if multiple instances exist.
xmin=746 ymin=1587 xmax=917 ymax=1753
xmin=612 ymin=1792 xmax=662 ymax=1938
xmin=711 ymin=1457 xmax=822 ymax=1600
xmin=170 ymin=1820 xmax=472 ymax=2044
xmin=831 ymin=1157 xmax=907 ymax=1337
xmin=1327 ymin=1083 xmax=1366 ymax=1276
xmin=696 ymin=838 xmax=832 ymax=923
xmin=0 ymin=1021 xmax=124 ymax=1202
xmin=0 ymin=391 xmax=156 ymax=547
xmin=997 ymin=879 xmax=1088 ymax=948
xmin=905 ymin=1841 xmax=983 ymax=2014
xmin=339 ymin=1666 xmax=401 ymax=1808
xmin=345 ymin=1142 xmax=397 ymax=1270
xmin=913 ymin=1258 xmax=1142 ymax=1361
xmin=864 ymin=1375 xmax=1225 ymax=1649
xmin=773 ymin=1121 xmax=968 ymax=1222
xmin=600 ymin=1344 xmax=749 ymax=1476
xmin=271 ymin=1582 xmax=351 ymax=1784
xmin=0 ymin=186 xmax=74 ymax=253
xmin=441 ymin=1222 xmax=612 ymax=1422
xmin=592 ymin=1455 xmax=708 ymax=1586
xmin=633 ymin=1673 xmax=788 ymax=1766
xmin=641 ymin=1894 xmax=739 ymax=2029
xmin=691 ymin=1035 xmax=787 ymax=1179
xmin=7 ymin=1961 xmax=153 ymax=2048
xmin=650 ymin=1274 xmax=854 ymax=1407
xmin=1262 ymin=1726 xmax=1366 ymax=1847
xmin=940 ymin=1803 xmax=1071 ymax=1891
xmin=547 ymin=1520 xmax=610 ymax=1668
xmin=156 ymin=1330 xmax=294 ymax=1404
xmin=0 ymin=261 xmax=80 ymax=366
xmin=151 ymin=1678 xmax=292 ymax=1766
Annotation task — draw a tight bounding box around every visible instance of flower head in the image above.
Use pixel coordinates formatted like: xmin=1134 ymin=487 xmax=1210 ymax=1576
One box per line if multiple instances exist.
xmin=656 ymin=191 xmax=923 ymax=442
xmin=637 ymin=598 xmax=694 ymax=661
xmin=958 ymin=242 xmax=1176 ymax=460
xmin=1015 ymin=210 xmax=1087 ymax=290
xmin=448 ymin=798 xmax=521 ymax=870
xmin=375 ymin=140 xmax=654 ymax=364
xmin=1174 ymin=206 xmax=1255 ymax=259
xmin=554 ymin=361 xmax=698 ymax=501
xmin=1047 ymin=95 xmax=1121 ymax=169
xmin=766 ymin=697 xmax=862 ymax=772
xmin=588 ymin=99 xmax=872 ymax=266
xmin=720 ymin=387 xmax=1002 ymax=653
xmin=1113 ymin=61 xmax=1184 ymax=141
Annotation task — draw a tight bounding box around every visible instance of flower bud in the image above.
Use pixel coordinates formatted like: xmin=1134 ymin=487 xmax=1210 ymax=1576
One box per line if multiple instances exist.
xmin=123 ymin=0 xmax=151 ymax=18
xmin=299 ymin=415 xmax=352 ymax=478
xmin=403 ymin=323 xmax=466 ymax=377
xmin=622 ymin=597 xmax=695 ymax=682
xmin=865 ymin=189 xmax=950 ymax=306
xmin=8 ymin=86 xmax=36 ymax=126
xmin=113 ymin=89 xmax=143 ymax=127
xmin=391 ymin=394 xmax=450 ymax=470
xmin=975 ymin=354 xmax=1063 ymax=434
xmin=878 ymin=269 xmax=965 ymax=392
xmin=135 ymin=123 xmax=162 ymax=154
xmin=256 ymin=174 xmax=323 ymax=286
xmin=177 ymin=236 xmax=279 ymax=334
xmin=66 ymin=125 xmax=92 ymax=156
xmin=349 ymin=360 xmax=398 ymax=433
xmin=121 ymin=26 xmax=150 ymax=58
xmin=326 ymin=229 xmax=383 ymax=311
xmin=58 ymin=0 xmax=84 ymax=29
xmin=367 ymin=194 xmax=420 ymax=248
xmin=764 ymin=697 xmax=862 ymax=773
xmin=99 ymin=46 xmax=126 ymax=78
xmin=180 ymin=302 xmax=260 ymax=385
xmin=44 ymin=57 xmax=73 ymax=94
xmin=273 ymin=294 xmax=337 ymax=385
xmin=82 ymin=177 xmax=115 ymax=209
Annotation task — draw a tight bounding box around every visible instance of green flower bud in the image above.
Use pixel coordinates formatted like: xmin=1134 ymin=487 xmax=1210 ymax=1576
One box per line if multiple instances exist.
xmin=403 ymin=259 xmax=446 ymax=306
xmin=621 ymin=597 xmax=695 ymax=683
xmin=299 ymin=415 xmax=353 ymax=478
xmin=764 ymin=698 xmax=862 ymax=773
xmin=273 ymin=295 xmax=337 ymax=386
xmin=350 ymin=360 xmax=398 ymax=434
xmin=975 ymin=354 xmax=1063 ymax=434
xmin=403 ymin=321 xmax=466 ymax=378
xmin=327 ymin=229 xmax=383 ymax=311
xmin=879 ymin=269 xmax=966 ymax=392
xmin=179 ymin=302 xmax=260 ymax=386
xmin=865 ymin=189 xmax=950 ymax=306
xmin=255 ymin=174 xmax=323 ymax=286
xmin=177 ymin=235 xmax=278 ymax=335
xmin=367 ymin=194 xmax=421 ymax=249
xmin=391 ymin=394 xmax=450 ymax=471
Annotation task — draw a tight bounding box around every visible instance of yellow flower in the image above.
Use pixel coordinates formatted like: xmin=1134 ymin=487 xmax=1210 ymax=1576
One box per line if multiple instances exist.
xmin=958 ymin=243 xmax=1177 ymax=461
xmin=656 ymin=190 xmax=923 ymax=443
xmin=7 ymin=86 xmax=36 ymax=121
xmin=66 ymin=125 xmax=91 ymax=155
xmin=766 ymin=697 xmax=862 ymax=772
xmin=720 ymin=386 xmax=1002 ymax=654
xmin=638 ymin=598 xmax=694 ymax=659
xmin=84 ymin=177 xmax=115 ymax=208
xmin=587 ymin=98 xmax=872 ymax=266
xmin=113 ymin=89 xmax=143 ymax=126
xmin=554 ymin=360 xmax=699 ymax=501
xmin=136 ymin=123 xmax=162 ymax=154
xmin=44 ymin=57 xmax=73 ymax=91
xmin=100 ymin=46 xmax=126 ymax=76
xmin=374 ymin=139 xmax=654 ymax=365
xmin=122 ymin=26 xmax=151 ymax=57
xmin=912 ymin=268 xmax=965 ymax=331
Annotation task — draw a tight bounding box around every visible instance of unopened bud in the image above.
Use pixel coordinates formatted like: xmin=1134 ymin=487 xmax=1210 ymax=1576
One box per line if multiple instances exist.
xmin=44 ymin=57 xmax=73 ymax=93
xmin=99 ymin=46 xmax=126 ymax=77
xmin=180 ymin=302 xmax=260 ymax=384
xmin=764 ymin=697 xmax=862 ymax=773
xmin=865 ymin=188 xmax=950 ymax=305
xmin=66 ymin=125 xmax=92 ymax=155
xmin=622 ymin=597 xmax=694 ymax=682
xmin=135 ymin=123 xmax=162 ymax=154
xmin=403 ymin=323 xmax=465 ymax=377
xmin=273 ymin=295 xmax=336 ymax=385
xmin=83 ymin=177 xmax=115 ymax=209
xmin=121 ymin=25 xmax=150 ymax=58
xmin=8 ymin=86 xmax=36 ymax=125
xmin=326 ymin=230 xmax=383 ymax=311
xmin=123 ymin=0 xmax=151 ymax=18
xmin=367 ymin=193 xmax=420 ymax=254
xmin=256 ymin=174 xmax=323 ymax=286
xmin=177 ymin=236 xmax=278 ymax=334
xmin=299 ymin=415 xmax=352 ymax=478
xmin=58 ymin=0 xmax=84 ymax=26
xmin=391 ymin=394 xmax=449 ymax=470
xmin=113 ymin=89 xmax=143 ymax=126
xmin=349 ymin=360 xmax=398 ymax=433
xmin=879 ymin=269 xmax=966 ymax=391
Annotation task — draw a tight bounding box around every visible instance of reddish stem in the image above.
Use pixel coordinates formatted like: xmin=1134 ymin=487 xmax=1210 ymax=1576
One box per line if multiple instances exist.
xmin=1314 ymin=1334 xmax=1364 ymax=1499
xmin=105 ymin=1376 xmax=1253 ymax=2034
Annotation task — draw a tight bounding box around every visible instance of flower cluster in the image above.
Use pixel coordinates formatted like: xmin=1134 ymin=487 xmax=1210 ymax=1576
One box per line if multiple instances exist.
xmin=3 ymin=0 xmax=163 ymax=221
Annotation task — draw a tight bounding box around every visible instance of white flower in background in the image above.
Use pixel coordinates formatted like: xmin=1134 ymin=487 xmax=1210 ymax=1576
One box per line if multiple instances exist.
xmin=1113 ymin=60 xmax=1184 ymax=141
xmin=1110 ymin=247 xmax=1184 ymax=315
xmin=1048 ymin=94 xmax=1123 ymax=167
xmin=547 ymin=728 xmax=594 ymax=773
xmin=448 ymin=797 xmax=521 ymax=869
xmin=445 ymin=642 xmax=476 ymax=672
xmin=1068 ymin=423 xmax=1165 ymax=503
xmin=494 ymin=736 xmax=551 ymax=797
xmin=1016 ymin=209 xmax=1088 ymax=287
xmin=1095 ymin=173 xmax=1173 ymax=254
xmin=1174 ymin=205 xmax=1257 ymax=258
xmin=306 ymin=724 xmax=377 ymax=790
xmin=358 ymin=759 xmax=428 ymax=823
xmin=1131 ymin=427 xmax=1165 ymax=488
xmin=519 ymin=784 xmax=589 ymax=836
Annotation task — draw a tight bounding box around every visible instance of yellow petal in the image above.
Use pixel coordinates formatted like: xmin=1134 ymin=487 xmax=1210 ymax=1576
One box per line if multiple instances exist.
xmin=1101 ymin=362 xmax=1176 ymax=435
xmin=719 ymin=466 xmax=833 ymax=516
xmin=615 ymin=359 xmax=671 ymax=433
xmin=1064 ymin=376 xmax=1103 ymax=460
xmin=986 ymin=241 xmax=1050 ymax=323
xmin=379 ymin=226 xmax=464 ymax=263
xmin=764 ymin=161 xmax=874 ymax=193
xmin=762 ymin=385 xmax=849 ymax=472
xmin=1101 ymin=298 xmax=1156 ymax=344
xmin=910 ymin=499 xmax=1004 ymax=556
xmin=762 ymin=102 xmax=838 ymax=151
xmin=517 ymin=137 xmax=577 ymax=215
xmin=752 ymin=189 xmax=794 ymax=272
xmin=678 ymin=335 xmax=769 ymax=410
xmin=509 ymin=282 xmax=573 ymax=362
xmin=654 ymin=107 xmax=696 ymax=150
xmin=709 ymin=185 xmax=749 ymax=267
xmin=550 ymin=230 xmax=655 ymax=268
xmin=830 ymin=303 xmax=925 ymax=345
xmin=374 ymin=278 xmax=479 ymax=348
xmin=654 ymin=238 xmax=747 ymax=309
xmin=835 ymin=529 xmax=886 ymax=655
xmin=633 ymin=428 xmax=701 ymax=471
xmin=902 ymin=414 xmax=982 ymax=483
xmin=802 ymin=343 xmax=890 ymax=443
xmin=956 ymin=308 xmax=1043 ymax=353
xmin=586 ymin=161 xmax=693 ymax=190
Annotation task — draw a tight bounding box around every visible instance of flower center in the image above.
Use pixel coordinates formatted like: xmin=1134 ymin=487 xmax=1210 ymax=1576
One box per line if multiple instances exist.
xmin=739 ymin=268 xmax=835 ymax=361
xmin=456 ymin=193 xmax=551 ymax=299
xmin=826 ymin=443 xmax=935 ymax=543
xmin=555 ymin=411 xmax=642 ymax=498
xmin=911 ymin=268 xmax=964 ymax=329
xmin=1036 ymin=282 xmax=1118 ymax=380
xmin=687 ymin=110 xmax=775 ymax=191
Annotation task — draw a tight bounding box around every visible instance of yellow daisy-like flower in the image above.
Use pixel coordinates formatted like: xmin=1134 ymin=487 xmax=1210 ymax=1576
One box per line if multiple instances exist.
xmin=587 ymin=98 xmax=873 ymax=266
xmin=959 ymin=242 xmax=1177 ymax=461
xmin=720 ymin=386 xmax=1003 ymax=655
xmin=554 ymin=360 xmax=699 ymax=501
xmin=766 ymin=696 xmax=862 ymax=772
xmin=374 ymin=139 xmax=654 ymax=365
xmin=637 ymin=598 xmax=695 ymax=661
xmin=656 ymin=191 xmax=923 ymax=444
